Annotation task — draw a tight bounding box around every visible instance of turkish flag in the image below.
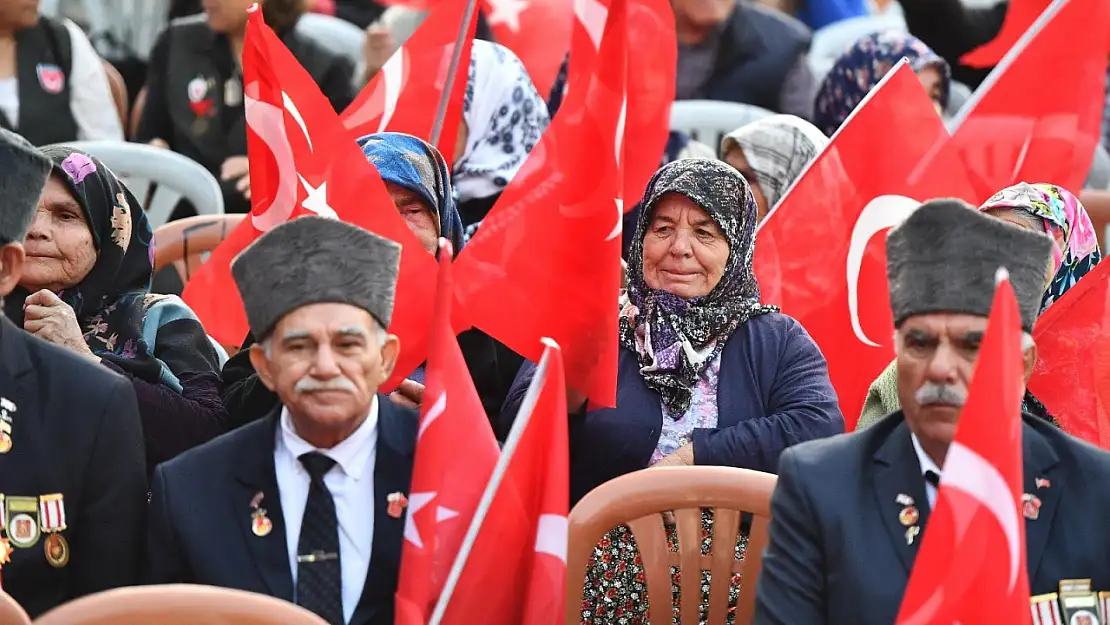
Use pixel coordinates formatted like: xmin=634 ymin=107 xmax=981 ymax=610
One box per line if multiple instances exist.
xmin=340 ymin=0 xmax=476 ymax=167
xmin=960 ymin=0 xmax=1051 ymax=68
xmin=754 ymin=61 xmax=978 ymax=429
xmin=949 ymin=0 xmax=1110 ymax=200
xmin=182 ymin=7 xmax=436 ymax=393
xmin=452 ymin=0 xmax=627 ymax=406
xmin=434 ymin=338 xmax=569 ymax=625
xmin=1028 ymin=259 xmax=1110 ymax=449
xmin=482 ymin=0 xmax=572 ymax=97
xmin=394 ymin=240 xmax=500 ymax=625
xmin=895 ymin=273 xmax=1031 ymax=625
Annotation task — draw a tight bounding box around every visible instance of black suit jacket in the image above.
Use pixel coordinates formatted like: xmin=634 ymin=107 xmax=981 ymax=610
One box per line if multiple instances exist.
xmin=145 ymin=399 xmax=417 ymax=625
xmin=0 ymin=317 xmax=147 ymax=617
xmin=754 ymin=411 xmax=1110 ymax=625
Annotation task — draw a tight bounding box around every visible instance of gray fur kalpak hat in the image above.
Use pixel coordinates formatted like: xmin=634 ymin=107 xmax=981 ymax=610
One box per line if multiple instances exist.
xmin=0 ymin=129 xmax=51 ymax=244
xmin=885 ymin=198 xmax=1054 ymax=333
xmin=231 ymin=216 xmax=402 ymax=338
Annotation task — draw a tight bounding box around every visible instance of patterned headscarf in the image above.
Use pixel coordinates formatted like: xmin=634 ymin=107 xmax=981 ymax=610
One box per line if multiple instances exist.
xmin=620 ymin=159 xmax=779 ymax=414
xmin=4 ymin=146 xmax=166 ymax=381
xmin=454 ymin=40 xmax=550 ymax=203
xmin=357 ymin=131 xmax=464 ymax=254
xmin=814 ymin=30 xmax=950 ymax=137
xmin=720 ymin=115 xmax=830 ymax=210
xmin=978 ymin=182 xmax=1103 ymax=312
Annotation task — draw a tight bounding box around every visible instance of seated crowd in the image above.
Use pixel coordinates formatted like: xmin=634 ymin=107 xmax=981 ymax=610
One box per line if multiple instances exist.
xmin=0 ymin=0 xmax=1108 ymax=623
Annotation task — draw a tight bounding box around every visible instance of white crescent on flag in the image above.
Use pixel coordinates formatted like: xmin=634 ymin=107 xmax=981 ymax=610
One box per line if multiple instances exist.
xmin=845 ymin=195 xmax=921 ymax=347
xmin=244 ymin=90 xmax=299 ymax=232
xmin=605 ymin=94 xmax=628 ymax=242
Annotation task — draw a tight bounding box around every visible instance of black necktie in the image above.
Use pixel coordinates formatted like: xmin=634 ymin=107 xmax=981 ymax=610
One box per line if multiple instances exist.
xmin=924 ymin=470 xmax=941 ymax=487
xmin=296 ymin=452 xmax=343 ymax=625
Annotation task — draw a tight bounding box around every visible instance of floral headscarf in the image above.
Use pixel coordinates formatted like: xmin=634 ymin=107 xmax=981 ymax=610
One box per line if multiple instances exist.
xmin=3 ymin=146 xmax=169 ymax=383
xmin=720 ymin=114 xmax=830 ymax=210
xmin=357 ymin=131 xmax=464 ymax=255
xmin=454 ymin=40 xmax=550 ymax=204
xmin=620 ymin=159 xmax=779 ymax=414
xmin=978 ymin=182 xmax=1103 ymax=312
xmin=813 ymin=30 xmax=950 ymax=137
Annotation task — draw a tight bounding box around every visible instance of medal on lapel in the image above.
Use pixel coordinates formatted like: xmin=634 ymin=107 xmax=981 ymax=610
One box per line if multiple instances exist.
xmin=39 ymin=494 xmax=69 ymax=568
xmin=1023 ymin=493 xmax=1042 ymax=520
xmin=0 ymin=397 xmax=16 ymax=454
xmin=250 ymin=491 xmax=272 ymax=537
xmin=387 ymin=492 xmax=408 ymax=519
xmin=5 ymin=497 xmax=40 ymax=548
xmin=896 ymin=493 xmax=921 ymax=545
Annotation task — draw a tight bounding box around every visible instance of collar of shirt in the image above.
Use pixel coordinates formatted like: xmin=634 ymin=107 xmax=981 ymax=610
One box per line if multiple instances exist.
xmin=910 ymin=432 xmax=942 ymax=508
xmin=278 ymin=395 xmax=379 ymax=481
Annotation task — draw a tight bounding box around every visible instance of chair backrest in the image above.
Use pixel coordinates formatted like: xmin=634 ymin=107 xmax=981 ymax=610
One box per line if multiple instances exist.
xmin=32 ymin=584 xmax=329 ymax=625
xmin=0 ymin=590 xmax=31 ymax=625
xmin=669 ymin=100 xmax=776 ymax=149
xmin=153 ymin=213 xmax=246 ymax=280
xmin=57 ymin=140 xmax=225 ymax=229
xmin=295 ymin=13 xmax=365 ymax=66
xmin=807 ymin=14 xmax=908 ymax=83
xmin=565 ymin=466 xmax=777 ymax=625
xmin=101 ymin=59 xmax=129 ymax=133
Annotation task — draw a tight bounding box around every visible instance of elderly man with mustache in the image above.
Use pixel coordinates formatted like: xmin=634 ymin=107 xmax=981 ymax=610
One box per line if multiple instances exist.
xmin=144 ymin=217 xmax=414 ymax=625
xmin=753 ymin=199 xmax=1110 ymax=625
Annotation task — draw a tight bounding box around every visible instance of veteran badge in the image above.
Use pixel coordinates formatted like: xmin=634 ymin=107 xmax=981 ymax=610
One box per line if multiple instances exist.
xmin=6 ymin=497 xmax=39 ymax=548
xmin=39 ymin=493 xmax=66 ymax=533
xmin=250 ymin=491 xmax=272 ymax=537
xmin=387 ymin=492 xmax=408 ymax=519
xmin=44 ymin=534 xmax=69 ymax=568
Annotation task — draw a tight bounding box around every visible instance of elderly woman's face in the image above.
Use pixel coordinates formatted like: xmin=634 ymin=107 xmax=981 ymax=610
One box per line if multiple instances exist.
xmin=21 ymin=176 xmax=96 ymax=292
xmin=723 ymin=147 xmax=768 ymax=222
xmin=641 ymin=193 xmax=729 ymax=299
xmin=386 ymin=181 xmax=438 ymax=254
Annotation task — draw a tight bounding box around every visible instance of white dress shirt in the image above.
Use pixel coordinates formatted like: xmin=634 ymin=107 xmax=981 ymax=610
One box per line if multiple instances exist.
xmin=911 ymin=433 xmax=943 ymax=509
xmin=275 ymin=398 xmax=378 ymax=624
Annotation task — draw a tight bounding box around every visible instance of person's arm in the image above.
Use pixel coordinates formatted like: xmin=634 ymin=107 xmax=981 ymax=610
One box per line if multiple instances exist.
xmin=62 ymin=20 xmax=124 ymax=141
xmin=135 ymin=28 xmax=175 ymax=146
xmin=144 ymin=465 xmax=188 ymax=584
xmin=778 ymin=55 xmax=816 ymax=121
xmin=896 ymin=0 xmax=1008 ymax=66
xmin=691 ymin=321 xmax=844 ymax=472
xmin=752 ymin=449 xmax=827 ymax=625
xmin=72 ymin=376 xmax=147 ymax=596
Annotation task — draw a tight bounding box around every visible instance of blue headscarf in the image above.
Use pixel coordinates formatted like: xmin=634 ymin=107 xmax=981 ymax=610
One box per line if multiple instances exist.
xmin=356 ymin=132 xmax=465 ymax=255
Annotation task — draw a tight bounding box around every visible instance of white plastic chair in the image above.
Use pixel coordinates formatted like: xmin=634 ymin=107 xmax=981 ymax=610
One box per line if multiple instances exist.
xmin=57 ymin=141 xmax=225 ymax=230
xmin=296 ymin=13 xmax=365 ymax=66
xmin=808 ymin=14 xmax=908 ymax=83
xmin=670 ymin=100 xmax=776 ymax=148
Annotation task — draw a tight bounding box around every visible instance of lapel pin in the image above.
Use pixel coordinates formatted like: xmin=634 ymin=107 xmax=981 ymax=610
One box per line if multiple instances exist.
xmin=905 ymin=525 xmax=921 ymax=546
xmin=899 ymin=505 xmax=920 ymax=527
xmin=1036 ymin=477 xmax=1051 ymax=489
xmin=0 ymin=397 xmax=15 ymax=454
xmin=895 ymin=493 xmax=914 ymax=506
xmin=1022 ymin=493 xmax=1042 ymax=521
xmin=387 ymin=492 xmax=408 ymax=519
xmin=249 ymin=491 xmax=272 ymax=537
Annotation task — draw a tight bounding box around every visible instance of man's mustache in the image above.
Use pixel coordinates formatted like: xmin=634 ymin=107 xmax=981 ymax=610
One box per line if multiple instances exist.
xmin=294 ymin=376 xmax=357 ymax=394
xmin=915 ymin=382 xmax=967 ymax=407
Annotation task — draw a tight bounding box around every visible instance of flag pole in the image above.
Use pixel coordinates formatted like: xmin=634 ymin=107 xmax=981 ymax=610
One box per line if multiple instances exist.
xmin=429 ymin=0 xmax=479 ymax=147
xmin=427 ymin=343 xmax=555 ymax=625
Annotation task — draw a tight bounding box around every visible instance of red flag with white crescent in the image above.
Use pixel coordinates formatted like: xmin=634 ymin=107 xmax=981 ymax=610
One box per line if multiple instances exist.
xmin=895 ymin=272 xmax=1031 ymax=625
xmin=754 ymin=61 xmax=978 ymax=429
xmin=183 ymin=6 xmax=437 ymax=392
xmin=483 ymin=0 xmax=573 ymax=97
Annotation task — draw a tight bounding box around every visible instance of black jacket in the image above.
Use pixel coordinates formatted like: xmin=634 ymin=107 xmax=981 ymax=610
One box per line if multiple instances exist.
xmin=0 ymin=317 xmax=146 ymax=617
xmin=897 ymin=0 xmax=1007 ymax=89
xmin=144 ymin=400 xmax=416 ymax=625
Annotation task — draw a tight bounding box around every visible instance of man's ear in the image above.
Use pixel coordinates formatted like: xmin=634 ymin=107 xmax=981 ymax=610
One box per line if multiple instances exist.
xmin=378 ymin=333 xmax=400 ymax=386
xmin=0 ymin=244 xmax=26 ymax=297
xmin=248 ymin=343 xmax=277 ymax=391
xmin=1022 ymin=341 xmax=1038 ymax=384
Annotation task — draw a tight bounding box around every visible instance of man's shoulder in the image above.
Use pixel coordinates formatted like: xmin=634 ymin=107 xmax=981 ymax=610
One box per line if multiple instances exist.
xmin=157 ymin=416 xmax=273 ymax=484
xmin=1024 ymin=415 xmax=1110 ymax=474
xmin=782 ymin=413 xmax=900 ymax=473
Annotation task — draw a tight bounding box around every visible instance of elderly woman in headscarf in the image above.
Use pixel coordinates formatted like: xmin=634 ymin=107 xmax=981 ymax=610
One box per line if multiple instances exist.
xmin=502 ymin=158 xmax=844 ymax=623
xmin=454 ymin=40 xmax=550 ymax=230
xmin=720 ymin=114 xmax=830 ymax=222
xmin=813 ymin=30 xmax=951 ymax=137
xmin=4 ymin=145 xmax=228 ymax=470
xmin=857 ymin=182 xmax=1103 ymax=429
xmin=220 ymin=132 xmax=523 ymax=431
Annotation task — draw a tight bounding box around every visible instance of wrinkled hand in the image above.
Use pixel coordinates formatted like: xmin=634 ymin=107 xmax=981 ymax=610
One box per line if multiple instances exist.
xmin=220 ymin=155 xmax=251 ymax=200
xmin=23 ymin=290 xmax=94 ymax=357
xmin=653 ymin=443 xmax=694 ymax=468
xmin=363 ymin=24 xmax=396 ymax=78
xmin=389 ymin=378 xmax=425 ymax=409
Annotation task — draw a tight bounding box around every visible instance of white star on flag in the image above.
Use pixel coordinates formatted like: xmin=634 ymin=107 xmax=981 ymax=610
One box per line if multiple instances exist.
xmin=486 ymin=0 xmax=529 ymax=32
xmin=299 ymin=175 xmax=338 ymax=219
xmin=403 ymin=492 xmax=460 ymax=549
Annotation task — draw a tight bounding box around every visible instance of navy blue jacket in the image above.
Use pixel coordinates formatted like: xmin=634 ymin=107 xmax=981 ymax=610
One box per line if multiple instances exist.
xmin=145 ymin=399 xmax=417 ymax=625
xmin=502 ymin=312 xmax=844 ymax=504
xmin=755 ymin=411 xmax=1110 ymax=625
